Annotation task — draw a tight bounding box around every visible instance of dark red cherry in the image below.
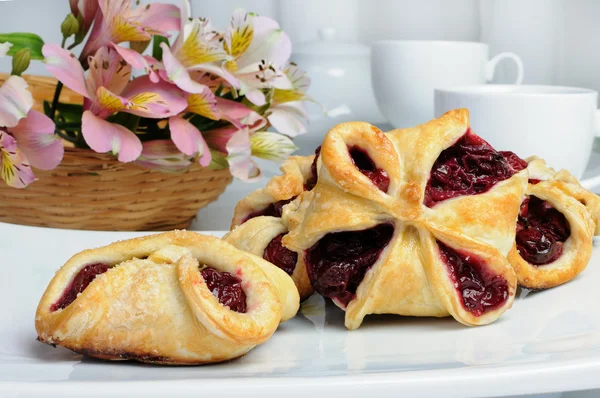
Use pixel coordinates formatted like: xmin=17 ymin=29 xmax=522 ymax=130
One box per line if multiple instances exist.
xmin=305 ymin=224 xmax=394 ymax=307
xmin=50 ymin=263 xmax=109 ymax=312
xmin=516 ymin=196 xmax=570 ymax=265
xmin=264 ymin=233 xmax=298 ymax=275
xmin=348 ymin=146 xmax=390 ymax=193
xmin=201 ymin=267 xmax=247 ymax=313
xmin=437 ymin=241 xmax=509 ymax=317
xmin=424 ymin=130 xmax=526 ymax=207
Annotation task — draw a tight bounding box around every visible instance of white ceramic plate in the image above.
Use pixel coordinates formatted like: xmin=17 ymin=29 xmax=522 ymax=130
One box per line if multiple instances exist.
xmin=1 ymin=222 xmax=600 ymax=398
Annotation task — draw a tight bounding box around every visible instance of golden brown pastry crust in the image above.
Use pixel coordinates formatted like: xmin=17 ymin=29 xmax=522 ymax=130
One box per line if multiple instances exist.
xmin=283 ymin=109 xmax=524 ymax=329
xmin=35 ymin=231 xmax=299 ymax=365
xmin=225 ymin=216 xmax=313 ymax=300
xmin=231 ymin=155 xmax=314 ymax=228
xmin=508 ymin=158 xmax=596 ymax=289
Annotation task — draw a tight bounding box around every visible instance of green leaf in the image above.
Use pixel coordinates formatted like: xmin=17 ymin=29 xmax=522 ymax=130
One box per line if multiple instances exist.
xmin=43 ymin=100 xmax=52 ymax=118
xmin=54 ymin=102 xmax=84 ymax=123
xmin=208 ymin=150 xmax=229 ymax=170
xmin=109 ymin=112 xmax=140 ymax=132
xmin=0 ymin=32 xmax=45 ymax=60
xmin=152 ymin=35 xmax=169 ymax=61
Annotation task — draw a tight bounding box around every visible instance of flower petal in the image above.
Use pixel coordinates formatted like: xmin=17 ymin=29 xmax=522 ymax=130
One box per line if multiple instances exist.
xmin=244 ymin=87 xmax=266 ymax=106
xmin=0 ymin=131 xmax=35 ymax=188
xmin=71 ymin=0 xmax=100 ymax=36
xmin=0 ymin=41 xmax=12 ymax=57
xmin=225 ymin=9 xmax=254 ymax=58
xmin=0 ymin=76 xmax=33 ymax=128
xmin=121 ymin=75 xmax=187 ymax=118
xmin=176 ymin=18 xmax=228 ymax=66
xmin=203 ymin=125 xmax=237 ymax=153
xmin=43 ymin=44 xmax=89 ymax=98
xmin=187 ymin=89 xmax=219 ymax=120
xmin=112 ymin=44 xmax=159 ymax=83
xmin=9 ymin=110 xmax=63 ymax=170
xmin=87 ymin=46 xmax=132 ymax=96
xmin=129 ymin=3 xmax=181 ymax=35
xmin=250 ymin=131 xmax=297 ymax=162
xmin=82 ymin=111 xmax=142 ymax=162
xmin=267 ymin=103 xmax=308 ymax=137
xmin=135 ymin=139 xmax=193 ymax=173
xmin=91 ymin=86 xmax=128 ymax=118
xmin=161 ymin=42 xmax=211 ymax=94
xmin=226 ymin=127 xmax=261 ymax=181
xmin=169 ymin=116 xmax=211 ymax=167
xmin=237 ymin=16 xmax=291 ymax=69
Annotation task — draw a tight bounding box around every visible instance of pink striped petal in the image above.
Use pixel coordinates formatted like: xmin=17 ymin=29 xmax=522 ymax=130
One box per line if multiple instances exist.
xmin=121 ymin=75 xmax=187 ymax=118
xmin=82 ymin=111 xmax=142 ymax=162
xmin=86 ymin=46 xmax=131 ymax=96
xmin=0 ymin=76 xmax=33 ymax=128
xmin=0 ymin=131 xmax=35 ymax=188
xmin=225 ymin=127 xmax=261 ymax=181
xmin=42 ymin=44 xmax=89 ymax=98
xmin=169 ymin=116 xmax=211 ymax=167
xmin=237 ymin=16 xmax=291 ymax=69
xmin=112 ymin=44 xmax=160 ymax=83
xmin=129 ymin=3 xmax=181 ymax=35
xmin=9 ymin=110 xmax=63 ymax=170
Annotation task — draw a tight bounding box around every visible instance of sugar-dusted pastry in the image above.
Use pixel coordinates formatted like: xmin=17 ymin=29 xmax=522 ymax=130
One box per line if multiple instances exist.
xmin=508 ymin=157 xmax=599 ymax=289
xmin=225 ymin=216 xmax=313 ymax=300
xmin=282 ymin=109 xmax=527 ymax=329
xmin=35 ymin=231 xmax=300 ymax=365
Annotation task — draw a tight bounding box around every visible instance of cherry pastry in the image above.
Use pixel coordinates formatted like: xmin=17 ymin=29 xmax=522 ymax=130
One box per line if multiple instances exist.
xmin=36 ymin=231 xmax=299 ymax=365
xmin=281 ymin=109 xmax=526 ymax=329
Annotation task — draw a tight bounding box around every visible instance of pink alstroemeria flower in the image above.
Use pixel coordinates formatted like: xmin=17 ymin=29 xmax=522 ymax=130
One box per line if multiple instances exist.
xmin=222 ymin=9 xmax=293 ymax=106
xmin=43 ymin=44 xmax=187 ymax=162
xmin=80 ymin=0 xmax=180 ymax=61
xmin=0 ymin=76 xmax=62 ymax=188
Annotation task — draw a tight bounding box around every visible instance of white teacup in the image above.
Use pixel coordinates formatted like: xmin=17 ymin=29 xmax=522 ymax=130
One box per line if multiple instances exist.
xmin=371 ymin=40 xmax=524 ymax=128
xmin=434 ymin=85 xmax=600 ymax=188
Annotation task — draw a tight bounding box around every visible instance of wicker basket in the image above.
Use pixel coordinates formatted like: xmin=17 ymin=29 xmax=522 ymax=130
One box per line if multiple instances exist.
xmin=0 ymin=74 xmax=232 ymax=231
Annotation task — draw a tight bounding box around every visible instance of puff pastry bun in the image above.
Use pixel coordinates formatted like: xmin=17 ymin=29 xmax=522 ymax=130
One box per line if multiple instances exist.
xmin=229 ymin=155 xmax=318 ymax=300
xmin=36 ymin=231 xmax=299 ymax=364
xmin=280 ymin=109 xmax=527 ymax=329
xmin=508 ymin=157 xmax=599 ymax=289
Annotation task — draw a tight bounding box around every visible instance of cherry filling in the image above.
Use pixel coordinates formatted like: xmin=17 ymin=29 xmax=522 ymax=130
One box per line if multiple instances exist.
xmin=348 ymin=146 xmax=390 ymax=192
xmin=243 ymin=197 xmax=296 ymax=224
xmin=263 ymin=233 xmax=297 ymax=275
xmin=305 ymin=224 xmax=394 ymax=307
xmin=304 ymin=146 xmax=321 ymax=191
xmin=516 ymin=196 xmax=571 ymax=265
xmin=437 ymin=241 xmax=509 ymax=316
xmin=201 ymin=267 xmax=247 ymax=313
xmin=50 ymin=263 xmax=110 ymax=312
xmin=424 ymin=130 xmax=526 ymax=207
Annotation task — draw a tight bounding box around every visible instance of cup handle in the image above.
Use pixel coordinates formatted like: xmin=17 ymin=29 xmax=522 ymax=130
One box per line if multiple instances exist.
xmin=485 ymin=52 xmax=525 ymax=84
xmin=579 ymin=109 xmax=600 ymax=190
